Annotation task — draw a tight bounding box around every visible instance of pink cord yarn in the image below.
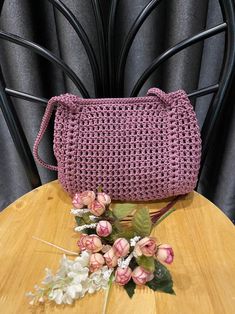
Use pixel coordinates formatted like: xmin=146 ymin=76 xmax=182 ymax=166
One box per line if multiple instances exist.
xmin=33 ymin=88 xmax=201 ymax=201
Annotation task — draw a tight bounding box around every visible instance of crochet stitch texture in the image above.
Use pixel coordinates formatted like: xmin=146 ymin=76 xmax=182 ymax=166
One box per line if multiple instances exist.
xmin=33 ymin=88 xmax=201 ymax=201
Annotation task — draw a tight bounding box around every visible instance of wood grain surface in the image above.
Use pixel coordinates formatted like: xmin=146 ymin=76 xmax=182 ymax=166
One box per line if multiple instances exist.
xmin=0 ymin=180 xmax=235 ymax=314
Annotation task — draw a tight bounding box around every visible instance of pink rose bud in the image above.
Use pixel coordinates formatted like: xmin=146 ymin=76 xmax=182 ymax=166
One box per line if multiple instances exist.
xmin=115 ymin=267 xmax=132 ymax=285
xmin=81 ymin=234 xmax=103 ymax=253
xmin=88 ymin=200 xmax=105 ymax=216
xmin=156 ymin=244 xmax=174 ymax=264
xmin=134 ymin=237 xmax=157 ymax=257
xmin=77 ymin=234 xmax=88 ymax=251
xmin=72 ymin=193 xmax=84 ymax=209
xmin=132 ymin=266 xmax=154 ymax=285
xmin=97 ymin=192 xmax=111 ymax=205
xmin=80 ymin=191 xmax=96 ymax=206
xmin=101 ymin=245 xmax=112 ymax=253
xmin=89 ymin=253 xmax=105 ymax=272
xmin=96 ymin=220 xmax=112 ymax=237
xmin=103 ymin=248 xmax=118 ymax=268
xmin=113 ymin=238 xmax=130 ymax=258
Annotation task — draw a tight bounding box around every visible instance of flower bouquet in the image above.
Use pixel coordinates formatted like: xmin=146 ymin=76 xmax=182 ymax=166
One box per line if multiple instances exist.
xmin=27 ymin=190 xmax=175 ymax=309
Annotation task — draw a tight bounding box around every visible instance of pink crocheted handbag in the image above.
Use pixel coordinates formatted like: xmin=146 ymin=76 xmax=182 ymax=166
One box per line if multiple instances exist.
xmin=33 ymin=87 xmax=201 ymax=201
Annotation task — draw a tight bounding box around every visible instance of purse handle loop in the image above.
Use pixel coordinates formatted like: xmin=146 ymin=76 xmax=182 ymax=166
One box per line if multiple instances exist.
xmin=147 ymin=87 xmax=170 ymax=104
xmin=33 ymin=96 xmax=61 ymax=171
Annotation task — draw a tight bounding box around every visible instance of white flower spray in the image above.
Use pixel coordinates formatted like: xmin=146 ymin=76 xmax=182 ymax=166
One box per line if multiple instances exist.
xmin=26 ymin=252 xmax=113 ymax=305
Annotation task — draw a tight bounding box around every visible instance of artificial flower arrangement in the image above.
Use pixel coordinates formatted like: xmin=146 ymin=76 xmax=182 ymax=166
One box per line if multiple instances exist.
xmin=27 ymin=190 xmax=175 ymax=308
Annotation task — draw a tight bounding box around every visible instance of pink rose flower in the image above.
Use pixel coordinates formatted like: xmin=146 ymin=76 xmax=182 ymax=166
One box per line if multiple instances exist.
xmin=103 ymin=248 xmax=118 ymax=268
xmin=134 ymin=237 xmax=157 ymax=257
xmin=156 ymin=244 xmax=174 ymax=264
xmin=72 ymin=193 xmax=84 ymax=209
xmin=113 ymin=238 xmax=130 ymax=258
xmin=89 ymin=253 xmax=105 ymax=272
xmin=78 ymin=234 xmax=103 ymax=253
xmin=77 ymin=234 xmax=88 ymax=251
xmin=115 ymin=267 xmax=132 ymax=285
xmin=132 ymin=266 xmax=154 ymax=285
xmin=80 ymin=191 xmax=96 ymax=206
xmin=96 ymin=220 xmax=112 ymax=237
xmin=97 ymin=192 xmax=111 ymax=205
xmin=88 ymin=200 xmax=105 ymax=216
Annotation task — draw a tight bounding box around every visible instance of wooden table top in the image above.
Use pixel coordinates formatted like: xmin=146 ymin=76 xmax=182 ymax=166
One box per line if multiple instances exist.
xmin=0 ymin=180 xmax=235 ymax=314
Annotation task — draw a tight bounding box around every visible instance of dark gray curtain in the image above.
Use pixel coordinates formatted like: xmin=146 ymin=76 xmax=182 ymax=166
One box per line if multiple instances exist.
xmin=0 ymin=0 xmax=234 ymax=222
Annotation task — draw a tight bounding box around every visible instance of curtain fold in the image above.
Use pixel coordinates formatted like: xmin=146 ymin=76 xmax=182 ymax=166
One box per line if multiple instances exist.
xmin=0 ymin=0 xmax=234 ymax=222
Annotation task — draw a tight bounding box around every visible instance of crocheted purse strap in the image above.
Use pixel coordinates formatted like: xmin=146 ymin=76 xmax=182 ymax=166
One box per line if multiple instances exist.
xmin=33 ymin=88 xmax=170 ymax=171
xmin=33 ymin=96 xmax=62 ymax=171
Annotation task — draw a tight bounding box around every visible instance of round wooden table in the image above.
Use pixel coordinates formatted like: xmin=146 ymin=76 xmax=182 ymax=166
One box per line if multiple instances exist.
xmin=0 ymin=180 xmax=235 ymax=314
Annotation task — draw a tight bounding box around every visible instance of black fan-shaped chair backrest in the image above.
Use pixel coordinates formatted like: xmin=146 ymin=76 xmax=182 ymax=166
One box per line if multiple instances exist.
xmin=0 ymin=0 xmax=235 ymax=190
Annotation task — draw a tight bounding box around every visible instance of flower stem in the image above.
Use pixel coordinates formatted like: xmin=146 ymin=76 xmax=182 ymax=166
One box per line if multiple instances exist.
xmin=102 ymin=273 xmax=114 ymax=314
xmin=151 ymin=195 xmax=181 ymax=224
xmin=153 ymin=207 xmax=176 ymax=226
xmin=32 ymin=236 xmax=79 ymax=256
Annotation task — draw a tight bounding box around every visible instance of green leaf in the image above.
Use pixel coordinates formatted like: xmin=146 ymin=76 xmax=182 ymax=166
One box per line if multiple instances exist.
xmin=113 ymin=203 xmax=135 ymax=220
xmin=82 ymin=212 xmax=92 ymax=224
xmin=84 ymin=228 xmax=96 ymax=235
xmin=114 ymin=227 xmax=137 ymax=240
xmin=123 ymin=280 xmax=136 ymax=298
xmin=136 ymin=256 xmax=155 ymax=272
xmin=102 ymin=209 xmax=118 ymax=225
xmin=75 ymin=216 xmax=84 ymax=226
xmin=146 ymin=261 xmax=175 ymax=295
xmin=75 ymin=214 xmax=96 ymax=235
xmin=75 ymin=213 xmax=92 ymax=226
xmin=132 ymin=208 xmax=152 ymax=236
